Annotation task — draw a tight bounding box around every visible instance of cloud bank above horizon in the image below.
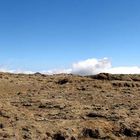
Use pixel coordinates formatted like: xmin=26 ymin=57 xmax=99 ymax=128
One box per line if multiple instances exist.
xmin=0 ymin=58 xmax=140 ymax=75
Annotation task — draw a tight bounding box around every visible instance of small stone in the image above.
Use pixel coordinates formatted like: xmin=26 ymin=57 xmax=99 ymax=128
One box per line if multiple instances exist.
xmin=0 ymin=123 xmax=4 ymax=129
xmin=82 ymin=128 xmax=100 ymax=138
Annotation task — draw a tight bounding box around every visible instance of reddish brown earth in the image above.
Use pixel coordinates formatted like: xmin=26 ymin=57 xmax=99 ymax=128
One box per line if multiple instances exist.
xmin=0 ymin=72 xmax=139 ymax=140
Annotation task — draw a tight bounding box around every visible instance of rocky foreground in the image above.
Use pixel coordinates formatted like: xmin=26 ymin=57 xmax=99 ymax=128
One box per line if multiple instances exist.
xmin=0 ymin=72 xmax=139 ymax=140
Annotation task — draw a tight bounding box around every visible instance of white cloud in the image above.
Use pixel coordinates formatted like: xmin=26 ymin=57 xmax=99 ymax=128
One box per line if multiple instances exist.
xmin=0 ymin=58 xmax=140 ymax=75
xmin=44 ymin=69 xmax=72 ymax=75
xmin=105 ymin=66 xmax=140 ymax=74
xmin=71 ymin=58 xmax=111 ymax=75
xmin=44 ymin=58 xmax=140 ymax=75
xmin=0 ymin=68 xmax=34 ymax=74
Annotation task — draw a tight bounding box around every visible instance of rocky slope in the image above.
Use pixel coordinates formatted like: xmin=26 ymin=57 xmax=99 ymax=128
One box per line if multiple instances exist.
xmin=0 ymin=72 xmax=139 ymax=140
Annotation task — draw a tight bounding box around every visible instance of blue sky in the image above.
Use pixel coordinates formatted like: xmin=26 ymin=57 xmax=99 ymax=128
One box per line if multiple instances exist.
xmin=0 ymin=0 xmax=140 ymax=73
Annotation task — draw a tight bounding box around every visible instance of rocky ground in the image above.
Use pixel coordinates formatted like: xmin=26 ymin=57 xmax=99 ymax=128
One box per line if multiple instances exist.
xmin=0 ymin=72 xmax=139 ymax=140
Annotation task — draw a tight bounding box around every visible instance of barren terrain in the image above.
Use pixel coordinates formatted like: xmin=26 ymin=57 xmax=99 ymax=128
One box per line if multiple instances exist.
xmin=0 ymin=72 xmax=139 ymax=140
